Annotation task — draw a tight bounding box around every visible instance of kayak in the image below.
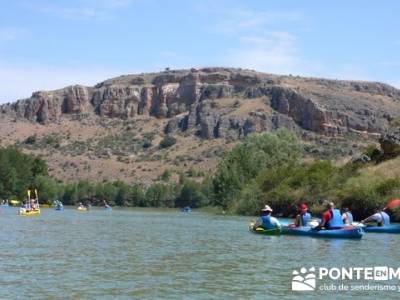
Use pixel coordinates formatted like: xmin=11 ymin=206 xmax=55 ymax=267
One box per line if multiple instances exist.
xmin=364 ymin=225 xmax=400 ymax=234
xmin=77 ymin=207 xmax=88 ymax=212
xmin=105 ymin=206 xmax=112 ymax=211
xmin=249 ymin=222 xmax=281 ymax=235
xmin=250 ymin=227 xmax=281 ymax=236
xmin=55 ymin=206 xmax=64 ymax=211
xmin=19 ymin=208 xmax=41 ymax=216
xmin=278 ymin=218 xmax=320 ymax=227
xmin=282 ymin=226 xmax=364 ymax=239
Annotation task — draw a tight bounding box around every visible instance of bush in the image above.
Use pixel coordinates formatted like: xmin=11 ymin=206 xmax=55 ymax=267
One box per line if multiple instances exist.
xmin=363 ymin=144 xmax=382 ymax=161
xmin=25 ymin=135 xmax=37 ymax=145
xmin=159 ymin=169 xmax=171 ymax=182
xmin=159 ymin=135 xmax=177 ymax=149
xmin=142 ymin=139 xmax=152 ymax=149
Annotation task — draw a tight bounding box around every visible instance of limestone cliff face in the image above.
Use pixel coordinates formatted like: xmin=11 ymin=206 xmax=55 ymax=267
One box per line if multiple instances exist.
xmin=2 ymin=67 xmax=400 ymax=139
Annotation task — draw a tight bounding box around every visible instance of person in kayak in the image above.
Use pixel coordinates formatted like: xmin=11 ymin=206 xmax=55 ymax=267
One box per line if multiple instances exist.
xmin=341 ymin=207 xmax=354 ymax=225
xmin=254 ymin=205 xmax=281 ymax=230
xmin=361 ymin=208 xmax=390 ymax=227
xmin=294 ymin=203 xmax=311 ymax=227
xmin=315 ymin=201 xmax=344 ymax=230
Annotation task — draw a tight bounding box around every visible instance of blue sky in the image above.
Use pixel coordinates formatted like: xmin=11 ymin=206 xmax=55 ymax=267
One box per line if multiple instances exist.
xmin=0 ymin=0 xmax=399 ymax=102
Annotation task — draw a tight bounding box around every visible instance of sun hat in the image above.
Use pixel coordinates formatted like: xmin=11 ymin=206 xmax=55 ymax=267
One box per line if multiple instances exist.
xmin=261 ymin=205 xmax=273 ymax=212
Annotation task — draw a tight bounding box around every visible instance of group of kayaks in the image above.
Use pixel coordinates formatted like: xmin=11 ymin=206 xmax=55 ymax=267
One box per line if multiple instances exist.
xmin=249 ymin=221 xmax=400 ymax=239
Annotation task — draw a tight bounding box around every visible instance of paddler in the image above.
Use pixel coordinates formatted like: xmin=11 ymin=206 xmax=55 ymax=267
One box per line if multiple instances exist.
xmin=341 ymin=207 xmax=354 ymax=225
xmin=294 ymin=203 xmax=311 ymax=227
xmin=254 ymin=205 xmax=281 ymax=230
xmin=315 ymin=201 xmax=344 ymax=230
xmin=361 ymin=207 xmax=390 ymax=227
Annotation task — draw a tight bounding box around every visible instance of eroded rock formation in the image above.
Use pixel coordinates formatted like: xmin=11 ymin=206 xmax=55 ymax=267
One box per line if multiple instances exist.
xmin=2 ymin=67 xmax=400 ymax=140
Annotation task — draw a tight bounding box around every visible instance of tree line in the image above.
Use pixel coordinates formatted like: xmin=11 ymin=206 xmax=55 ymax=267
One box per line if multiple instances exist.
xmin=2 ymin=129 xmax=400 ymax=220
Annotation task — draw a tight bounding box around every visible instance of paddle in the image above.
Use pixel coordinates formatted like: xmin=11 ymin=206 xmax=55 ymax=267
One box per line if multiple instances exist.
xmin=383 ymin=199 xmax=400 ymax=210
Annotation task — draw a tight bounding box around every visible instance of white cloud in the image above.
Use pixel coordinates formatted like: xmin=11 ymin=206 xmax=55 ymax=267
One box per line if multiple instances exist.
xmin=0 ymin=65 xmax=132 ymax=103
xmin=225 ymin=31 xmax=302 ymax=74
xmin=214 ymin=9 xmax=302 ymax=36
xmin=196 ymin=4 xmax=313 ymax=75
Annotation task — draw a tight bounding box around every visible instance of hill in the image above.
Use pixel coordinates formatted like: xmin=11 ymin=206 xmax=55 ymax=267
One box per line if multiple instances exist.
xmin=1 ymin=67 xmax=399 ymax=184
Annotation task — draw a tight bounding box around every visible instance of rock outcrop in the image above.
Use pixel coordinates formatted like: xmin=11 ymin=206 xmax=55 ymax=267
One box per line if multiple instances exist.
xmin=380 ymin=128 xmax=400 ymax=158
xmin=2 ymin=67 xmax=400 ymax=140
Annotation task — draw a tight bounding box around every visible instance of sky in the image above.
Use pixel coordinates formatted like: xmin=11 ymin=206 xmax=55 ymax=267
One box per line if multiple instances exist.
xmin=0 ymin=0 xmax=399 ymax=102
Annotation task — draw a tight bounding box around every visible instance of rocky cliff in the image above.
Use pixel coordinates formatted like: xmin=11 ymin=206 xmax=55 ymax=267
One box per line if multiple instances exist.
xmin=1 ymin=67 xmax=400 ymax=183
xmin=2 ymin=67 xmax=400 ymax=140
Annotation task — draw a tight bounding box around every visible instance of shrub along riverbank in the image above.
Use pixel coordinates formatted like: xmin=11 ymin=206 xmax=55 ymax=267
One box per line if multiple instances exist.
xmin=211 ymin=129 xmax=400 ymax=221
xmin=1 ymin=129 xmax=400 ymax=221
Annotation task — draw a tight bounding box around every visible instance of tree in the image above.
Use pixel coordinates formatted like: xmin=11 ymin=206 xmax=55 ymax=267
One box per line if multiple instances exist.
xmin=175 ymin=180 xmax=206 ymax=208
xmin=34 ymin=175 xmax=63 ymax=204
xmin=212 ymin=129 xmax=301 ymax=209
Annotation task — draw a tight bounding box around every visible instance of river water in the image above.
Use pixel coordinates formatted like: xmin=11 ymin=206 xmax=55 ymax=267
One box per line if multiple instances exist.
xmin=1 ymin=207 xmax=400 ymax=299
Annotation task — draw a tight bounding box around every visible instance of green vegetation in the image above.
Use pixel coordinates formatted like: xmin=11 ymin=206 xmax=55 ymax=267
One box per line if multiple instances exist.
xmin=159 ymin=169 xmax=171 ymax=182
xmin=212 ymin=129 xmax=301 ymax=209
xmin=210 ymin=129 xmax=400 ymax=220
xmin=0 ymin=147 xmax=48 ymax=199
xmin=0 ymin=147 xmax=211 ymax=208
xmin=4 ymin=130 xmax=400 ymax=220
xmin=159 ymin=135 xmax=177 ymax=149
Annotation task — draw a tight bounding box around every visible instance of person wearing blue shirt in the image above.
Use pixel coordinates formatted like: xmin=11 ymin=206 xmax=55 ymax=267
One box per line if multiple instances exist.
xmin=295 ymin=203 xmax=311 ymax=227
xmin=341 ymin=207 xmax=354 ymax=225
xmin=361 ymin=208 xmax=390 ymax=227
xmin=254 ymin=205 xmax=281 ymax=230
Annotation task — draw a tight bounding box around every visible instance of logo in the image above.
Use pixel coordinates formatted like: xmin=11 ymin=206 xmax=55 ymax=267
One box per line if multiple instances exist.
xmin=292 ymin=267 xmax=316 ymax=291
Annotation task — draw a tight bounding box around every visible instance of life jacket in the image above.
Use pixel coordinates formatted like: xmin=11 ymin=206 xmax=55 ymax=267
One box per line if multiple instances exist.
xmin=261 ymin=215 xmax=277 ymax=229
xmin=344 ymin=212 xmax=353 ymax=224
xmin=300 ymin=212 xmax=311 ymax=226
xmin=378 ymin=212 xmax=390 ymax=227
xmin=326 ymin=209 xmax=344 ymax=229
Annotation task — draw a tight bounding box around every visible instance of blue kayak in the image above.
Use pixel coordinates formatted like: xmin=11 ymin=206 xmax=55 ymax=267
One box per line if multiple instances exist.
xmin=282 ymin=226 xmax=364 ymax=239
xmin=364 ymin=225 xmax=400 ymax=234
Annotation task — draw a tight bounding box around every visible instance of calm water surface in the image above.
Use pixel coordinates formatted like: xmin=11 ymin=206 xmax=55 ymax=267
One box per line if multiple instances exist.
xmin=1 ymin=207 xmax=400 ymax=299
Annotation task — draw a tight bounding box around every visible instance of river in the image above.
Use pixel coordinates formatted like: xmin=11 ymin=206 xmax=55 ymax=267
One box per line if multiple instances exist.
xmin=1 ymin=207 xmax=400 ymax=299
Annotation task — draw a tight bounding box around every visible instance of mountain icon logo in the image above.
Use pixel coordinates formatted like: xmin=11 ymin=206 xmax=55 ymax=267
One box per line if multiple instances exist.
xmin=292 ymin=267 xmax=316 ymax=291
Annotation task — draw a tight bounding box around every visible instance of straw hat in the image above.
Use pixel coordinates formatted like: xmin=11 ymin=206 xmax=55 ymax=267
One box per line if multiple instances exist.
xmin=261 ymin=205 xmax=273 ymax=212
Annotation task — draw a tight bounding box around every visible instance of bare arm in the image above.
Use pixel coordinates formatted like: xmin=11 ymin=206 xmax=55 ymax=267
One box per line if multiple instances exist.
xmin=294 ymin=215 xmax=300 ymax=227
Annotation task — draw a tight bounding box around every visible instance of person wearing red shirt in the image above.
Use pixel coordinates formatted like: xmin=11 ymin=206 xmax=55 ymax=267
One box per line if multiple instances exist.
xmin=315 ymin=201 xmax=344 ymax=230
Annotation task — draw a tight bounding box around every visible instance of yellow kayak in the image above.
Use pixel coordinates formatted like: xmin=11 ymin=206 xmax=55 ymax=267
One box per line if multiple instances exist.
xmin=77 ymin=206 xmax=88 ymax=211
xmin=19 ymin=208 xmax=41 ymax=216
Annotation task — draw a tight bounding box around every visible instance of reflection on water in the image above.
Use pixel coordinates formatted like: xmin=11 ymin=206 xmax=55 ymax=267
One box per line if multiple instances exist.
xmin=0 ymin=208 xmax=399 ymax=299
